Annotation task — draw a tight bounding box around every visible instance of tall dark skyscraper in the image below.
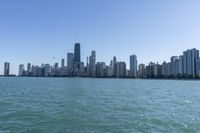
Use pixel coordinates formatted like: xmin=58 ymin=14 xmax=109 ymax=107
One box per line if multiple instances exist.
xmin=4 ymin=62 xmax=10 ymax=76
xmin=27 ymin=63 xmax=31 ymax=72
xmin=113 ymin=56 xmax=117 ymax=77
xmin=61 ymin=59 xmax=65 ymax=68
xmin=73 ymin=43 xmax=81 ymax=75
xmin=74 ymin=43 xmax=81 ymax=64
xmin=89 ymin=51 xmax=96 ymax=77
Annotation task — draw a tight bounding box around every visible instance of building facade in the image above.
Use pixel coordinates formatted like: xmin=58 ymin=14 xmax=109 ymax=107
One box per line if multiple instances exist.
xmin=4 ymin=62 xmax=10 ymax=76
xmin=130 ymin=55 xmax=137 ymax=78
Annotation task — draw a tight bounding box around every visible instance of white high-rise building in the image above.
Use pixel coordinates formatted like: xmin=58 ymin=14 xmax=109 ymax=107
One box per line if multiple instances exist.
xmin=191 ymin=49 xmax=199 ymax=75
xmin=116 ymin=62 xmax=126 ymax=78
xmin=162 ymin=61 xmax=168 ymax=76
xmin=89 ymin=51 xmax=96 ymax=77
xmin=130 ymin=55 xmax=137 ymax=78
xmin=178 ymin=55 xmax=183 ymax=75
xmin=170 ymin=56 xmax=178 ymax=76
xmin=18 ymin=64 xmax=25 ymax=76
xmin=138 ymin=64 xmax=145 ymax=78
xmin=183 ymin=49 xmax=199 ymax=76
xmin=183 ymin=51 xmax=187 ymax=75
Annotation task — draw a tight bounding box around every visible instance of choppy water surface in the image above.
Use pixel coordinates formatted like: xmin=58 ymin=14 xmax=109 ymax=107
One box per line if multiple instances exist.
xmin=0 ymin=78 xmax=200 ymax=133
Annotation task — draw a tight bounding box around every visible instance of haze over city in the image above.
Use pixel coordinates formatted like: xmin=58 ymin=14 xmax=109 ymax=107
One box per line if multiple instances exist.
xmin=0 ymin=0 xmax=200 ymax=74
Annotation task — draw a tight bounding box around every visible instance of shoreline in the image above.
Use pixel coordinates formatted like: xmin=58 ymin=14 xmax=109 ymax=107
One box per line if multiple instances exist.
xmin=0 ymin=76 xmax=200 ymax=81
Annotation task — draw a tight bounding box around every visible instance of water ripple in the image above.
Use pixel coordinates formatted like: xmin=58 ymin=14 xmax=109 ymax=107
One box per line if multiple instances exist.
xmin=0 ymin=78 xmax=200 ymax=133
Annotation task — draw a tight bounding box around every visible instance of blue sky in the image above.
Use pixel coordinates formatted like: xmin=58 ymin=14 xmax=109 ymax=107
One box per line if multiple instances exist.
xmin=0 ymin=0 xmax=200 ymax=74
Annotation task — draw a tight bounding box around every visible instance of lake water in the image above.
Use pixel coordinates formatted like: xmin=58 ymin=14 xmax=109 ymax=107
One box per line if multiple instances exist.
xmin=0 ymin=78 xmax=200 ymax=133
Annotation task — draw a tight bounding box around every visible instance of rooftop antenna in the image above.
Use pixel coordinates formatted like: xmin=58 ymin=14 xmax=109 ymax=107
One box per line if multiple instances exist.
xmin=75 ymin=35 xmax=78 ymax=43
xmin=75 ymin=34 xmax=81 ymax=43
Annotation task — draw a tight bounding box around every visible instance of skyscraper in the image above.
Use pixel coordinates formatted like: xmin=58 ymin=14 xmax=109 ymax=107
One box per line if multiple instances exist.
xmin=74 ymin=43 xmax=81 ymax=66
xmin=18 ymin=64 xmax=25 ymax=76
xmin=79 ymin=62 xmax=85 ymax=75
xmin=96 ymin=62 xmax=101 ymax=77
xmin=54 ymin=63 xmax=59 ymax=70
xmin=146 ymin=62 xmax=155 ymax=78
xmin=186 ymin=50 xmax=192 ymax=75
xmin=138 ymin=64 xmax=145 ymax=78
xmin=170 ymin=56 xmax=178 ymax=76
xmin=116 ymin=62 xmax=126 ymax=78
xmin=183 ymin=51 xmax=187 ymax=75
xmin=178 ymin=55 xmax=183 ymax=75
xmin=27 ymin=63 xmax=31 ymax=72
xmin=197 ymin=58 xmax=200 ymax=76
xmin=174 ymin=59 xmax=179 ymax=76
xmin=67 ymin=53 xmax=74 ymax=68
xmin=4 ymin=62 xmax=10 ymax=76
xmin=89 ymin=51 xmax=96 ymax=77
xmin=100 ymin=62 xmax=106 ymax=77
xmin=191 ymin=49 xmax=199 ymax=75
xmin=162 ymin=61 xmax=168 ymax=76
xmin=73 ymin=43 xmax=81 ymax=75
xmin=183 ymin=49 xmax=199 ymax=76
xmin=44 ymin=64 xmax=51 ymax=77
xmin=113 ymin=56 xmax=117 ymax=66
xmin=61 ymin=59 xmax=65 ymax=68
xmin=130 ymin=55 xmax=137 ymax=78
xmin=154 ymin=63 xmax=162 ymax=78
xmin=113 ymin=56 xmax=117 ymax=77
xmin=96 ymin=62 xmax=106 ymax=77
xmin=86 ymin=57 xmax=90 ymax=76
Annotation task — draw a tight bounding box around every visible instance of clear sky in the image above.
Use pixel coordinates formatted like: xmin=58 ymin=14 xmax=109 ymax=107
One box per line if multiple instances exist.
xmin=0 ymin=0 xmax=200 ymax=74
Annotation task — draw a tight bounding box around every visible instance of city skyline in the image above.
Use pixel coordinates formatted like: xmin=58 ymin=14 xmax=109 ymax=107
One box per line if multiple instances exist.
xmin=0 ymin=0 xmax=200 ymax=74
xmin=2 ymin=42 xmax=200 ymax=79
xmin=1 ymin=43 xmax=200 ymax=76
xmin=1 ymin=1 xmax=200 ymax=133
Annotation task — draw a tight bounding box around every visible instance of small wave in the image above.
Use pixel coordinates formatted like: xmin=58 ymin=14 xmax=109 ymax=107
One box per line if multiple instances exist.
xmin=185 ymin=100 xmax=193 ymax=104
